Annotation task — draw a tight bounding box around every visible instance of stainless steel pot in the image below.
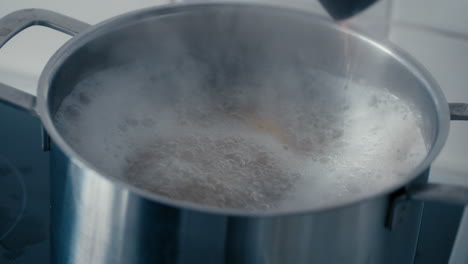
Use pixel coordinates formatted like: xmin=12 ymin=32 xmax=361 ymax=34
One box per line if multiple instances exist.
xmin=1 ymin=3 xmax=468 ymax=264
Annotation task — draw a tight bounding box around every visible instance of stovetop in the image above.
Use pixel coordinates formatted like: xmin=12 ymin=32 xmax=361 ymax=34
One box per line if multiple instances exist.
xmin=0 ymin=103 xmax=49 ymax=263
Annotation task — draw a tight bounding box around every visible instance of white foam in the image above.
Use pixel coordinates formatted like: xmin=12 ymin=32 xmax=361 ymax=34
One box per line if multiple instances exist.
xmin=54 ymin=63 xmax=428 ymax=211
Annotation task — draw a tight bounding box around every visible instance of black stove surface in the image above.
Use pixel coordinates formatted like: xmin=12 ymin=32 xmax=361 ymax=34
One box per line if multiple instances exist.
xmin=0 ymin=103 xmax=49 ymax=263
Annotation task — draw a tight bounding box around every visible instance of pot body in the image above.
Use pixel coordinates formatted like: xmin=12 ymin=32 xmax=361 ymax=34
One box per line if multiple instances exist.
xmin=51 ymin=146 xmax=428 ymax=264
xmin=38 ymin=4 xmax=448 ymax=264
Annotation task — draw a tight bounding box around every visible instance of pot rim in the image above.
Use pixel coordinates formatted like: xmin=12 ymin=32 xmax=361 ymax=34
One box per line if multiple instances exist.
xmin=36 ymin=2 xmax=451 ymax=217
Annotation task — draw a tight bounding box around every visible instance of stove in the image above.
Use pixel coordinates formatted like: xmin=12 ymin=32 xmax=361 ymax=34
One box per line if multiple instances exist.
xmin=0 ymin=103 xmax=49 ymax=263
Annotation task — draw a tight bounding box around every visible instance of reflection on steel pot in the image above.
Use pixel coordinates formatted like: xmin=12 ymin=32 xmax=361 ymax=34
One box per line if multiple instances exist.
xmin=0 ymin=3 xmax=467 ymax=264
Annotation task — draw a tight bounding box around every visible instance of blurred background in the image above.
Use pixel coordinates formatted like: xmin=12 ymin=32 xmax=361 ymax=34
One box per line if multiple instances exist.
xmin=0 ymin=0 xmax=467 ymax=263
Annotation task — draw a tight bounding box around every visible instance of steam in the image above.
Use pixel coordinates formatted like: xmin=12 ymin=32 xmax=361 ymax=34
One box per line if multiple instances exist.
xmin=53 ymin=6 xmax=428 ymax=211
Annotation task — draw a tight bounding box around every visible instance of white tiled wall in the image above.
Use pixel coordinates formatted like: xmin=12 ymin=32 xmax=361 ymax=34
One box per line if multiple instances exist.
xmin=393 ymin=0 xmax=468 ymax=36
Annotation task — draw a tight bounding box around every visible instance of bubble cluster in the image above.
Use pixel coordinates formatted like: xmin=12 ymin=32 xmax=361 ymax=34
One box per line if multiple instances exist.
xmin=54 ymin=63 xmax=428 ymax=211
xmin=123 ymin=134 xmax=299 ymax=209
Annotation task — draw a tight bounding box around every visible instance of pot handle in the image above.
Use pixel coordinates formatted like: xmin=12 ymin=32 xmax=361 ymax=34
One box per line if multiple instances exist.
xmin=405 ymin=104 xmax=468 ymax=205
xmin=0 ymin=9 xmax=90 ymax=114
xmin=449 ymin=103 xmax=468 ymax=121
xmin=407 ymin=183 xmax=468 ymax=205
xmin=387 ymin=106 xmax=468 ymax=230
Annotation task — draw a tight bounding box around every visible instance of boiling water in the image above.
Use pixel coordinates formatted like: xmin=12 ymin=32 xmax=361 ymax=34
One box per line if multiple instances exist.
xmin=54 ymin=62 xmax=428 ymax=211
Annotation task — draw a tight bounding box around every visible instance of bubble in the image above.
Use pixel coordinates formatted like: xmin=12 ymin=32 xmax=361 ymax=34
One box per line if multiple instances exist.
xmin=78 ymin=92 xmax=91 ymax=105
xmin=141 ymin=118 xmax=156 ymax=127
xmin=368 ymin=95 xmax=378 ymax=107
xmin=63 ymin=105 xmax=81 ymax=121
xmin=346 ymin=182 xmax=362 ymax=194
xmin=124 ymin=118 xmax=139 ymax=127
